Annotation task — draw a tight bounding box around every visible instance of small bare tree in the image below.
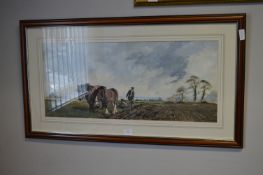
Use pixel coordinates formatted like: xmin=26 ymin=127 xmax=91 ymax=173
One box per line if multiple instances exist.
xmin=186 ymin=75 xmax=200 ymax=102
xmin=176 ymin=86 xmax=186 ymax=102
xmin=200 ymin=80 xmax=212 ymax=102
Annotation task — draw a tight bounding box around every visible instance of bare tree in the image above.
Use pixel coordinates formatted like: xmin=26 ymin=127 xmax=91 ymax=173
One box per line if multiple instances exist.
xmin=176 ymin=86 xmax=186 ymax=102
xmin=200 ymin=80 xmax=212 ymax=102
xmin=186 ymin=75 xmax=200 ymax=102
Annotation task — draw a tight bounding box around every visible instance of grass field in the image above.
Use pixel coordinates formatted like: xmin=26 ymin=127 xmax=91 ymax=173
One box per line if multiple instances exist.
xmin=46 ymin=100 xmax=217 ymax=122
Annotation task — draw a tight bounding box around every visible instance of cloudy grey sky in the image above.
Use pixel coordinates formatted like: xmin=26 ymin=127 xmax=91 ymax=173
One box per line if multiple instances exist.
xmin=83 ymin=40 xmax=218 ymax=101
xmin=44 ymin=39 xmax=218 ymax=102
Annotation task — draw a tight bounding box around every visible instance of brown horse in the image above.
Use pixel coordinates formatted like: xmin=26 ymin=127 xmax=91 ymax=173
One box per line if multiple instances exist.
xmin=84 ymin=85 xmax=104 ymax=111
xmin=84 ymin=84 xmax=118 ymax=114
xmin=96 ymin=87 xmax=118 ymax=114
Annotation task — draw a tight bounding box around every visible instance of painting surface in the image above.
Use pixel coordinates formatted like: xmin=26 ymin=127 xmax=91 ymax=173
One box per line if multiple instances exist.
xmin=43 ymin=40 xmax=218 ymax=122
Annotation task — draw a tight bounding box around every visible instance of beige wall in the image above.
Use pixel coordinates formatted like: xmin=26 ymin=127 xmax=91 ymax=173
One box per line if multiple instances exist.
xmin=0 ymin=1 xmax=263 ymax=175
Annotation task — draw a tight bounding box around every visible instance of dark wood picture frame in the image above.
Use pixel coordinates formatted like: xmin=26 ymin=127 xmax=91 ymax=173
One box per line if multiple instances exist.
xmin=20 ymin=14 xmax=245 ymax=148
xmin=134 ymin=0 xmax=263 ymax=6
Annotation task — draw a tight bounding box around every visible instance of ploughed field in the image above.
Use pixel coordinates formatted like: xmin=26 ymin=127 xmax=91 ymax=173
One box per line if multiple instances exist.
xmin=46 ymin=100 xmax=217 ymax=122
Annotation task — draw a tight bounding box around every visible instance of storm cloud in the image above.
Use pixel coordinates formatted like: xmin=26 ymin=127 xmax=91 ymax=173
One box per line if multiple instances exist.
xmin=40 ymin=39 xmax=215 ymax=103
xmin=81 ymin=40 xmax=218 ymax=101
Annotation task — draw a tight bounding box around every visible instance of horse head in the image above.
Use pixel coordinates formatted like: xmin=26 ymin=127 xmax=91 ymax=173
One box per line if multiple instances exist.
xmin=85 ymin=85 xmax=106 ymax=110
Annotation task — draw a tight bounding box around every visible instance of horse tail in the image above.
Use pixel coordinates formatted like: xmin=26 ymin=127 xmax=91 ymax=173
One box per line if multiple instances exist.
xmin=109 ymin=88 xmax=118 ymax=102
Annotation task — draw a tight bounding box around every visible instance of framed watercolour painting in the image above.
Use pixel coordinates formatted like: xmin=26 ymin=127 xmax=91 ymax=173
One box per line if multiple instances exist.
xmin=20 ymin=14 xmax=245 ymax=148
xmin=134 ymin=0 xmax=263 ymax=6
